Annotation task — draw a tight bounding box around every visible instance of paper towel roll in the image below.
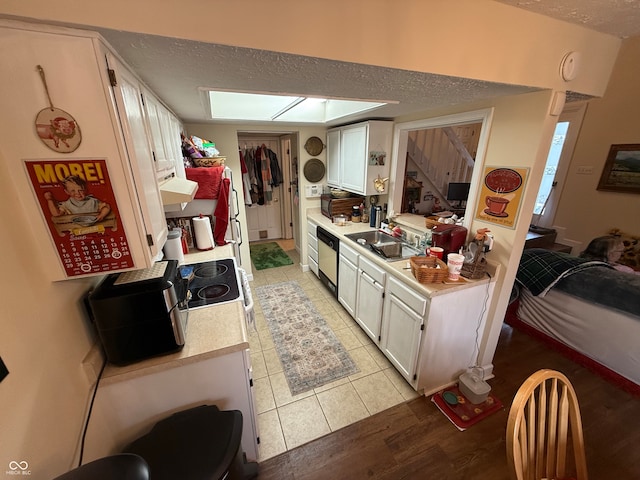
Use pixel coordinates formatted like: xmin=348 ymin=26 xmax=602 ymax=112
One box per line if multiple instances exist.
xmin=193 ymin=216 xmax=214 ymax=251
xmin=164 ymin=228 xmax=185 ymax=263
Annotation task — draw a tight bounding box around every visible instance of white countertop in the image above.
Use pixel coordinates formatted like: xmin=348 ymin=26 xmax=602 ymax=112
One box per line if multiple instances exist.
xmin=307 ymin=210 xmax=497 ymax=298
xmin=99 ymin=244 xmax=248 ymax=385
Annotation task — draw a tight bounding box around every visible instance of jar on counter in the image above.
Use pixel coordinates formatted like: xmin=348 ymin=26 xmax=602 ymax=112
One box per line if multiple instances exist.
xmin=351 ymin=205 xmax=361 ymax=223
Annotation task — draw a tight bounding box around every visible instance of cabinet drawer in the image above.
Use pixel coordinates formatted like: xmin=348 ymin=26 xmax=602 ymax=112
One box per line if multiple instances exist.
xmin=309 ymin=257 xmax=319 ymax=276
xmin=387 ymin=276 xmax=427 ymax=315
xmin=339 ymin=242 xmax=359 ymax=266
xmin=308 ymin=245 xmax=318 ymax=263
xmin=359 ymin=255 xmax=385 ymax=285
xmin=307 ymin=220 xmax=317 ymax=236
xmin=307 ymin=232 xmax=318 ymax=251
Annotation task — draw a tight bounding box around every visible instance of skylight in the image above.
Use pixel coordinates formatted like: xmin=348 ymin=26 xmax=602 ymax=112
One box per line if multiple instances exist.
xmin=206 ymin=90 xmax=390 ymax=123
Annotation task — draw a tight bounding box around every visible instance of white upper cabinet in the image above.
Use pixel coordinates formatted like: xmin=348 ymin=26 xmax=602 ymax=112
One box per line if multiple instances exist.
xmin=0 ymin=20 xmax=167 ymax=279
xmin=143 ymin=89 xmax=184 ymax=174
xmin=326 ymin=128 xmax=341 ymax=187
xmin=326 ymin=120 xmax=392 ymax=196
xmin=106 ymin=53 xmax=167 ymax=261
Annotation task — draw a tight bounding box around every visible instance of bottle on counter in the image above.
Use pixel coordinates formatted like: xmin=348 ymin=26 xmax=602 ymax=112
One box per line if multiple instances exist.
xmin=369 ymin=204 xmax=377 ymax=227
xmin=351 ymin=205 xmax=361 ymax=223
xmin=375 ymin=206 xmax=382 ymax=228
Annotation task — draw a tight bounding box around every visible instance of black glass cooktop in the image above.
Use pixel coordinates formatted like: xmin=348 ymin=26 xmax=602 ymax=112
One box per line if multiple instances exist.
xmin=180 ymin=258 xmax=240 ymax=310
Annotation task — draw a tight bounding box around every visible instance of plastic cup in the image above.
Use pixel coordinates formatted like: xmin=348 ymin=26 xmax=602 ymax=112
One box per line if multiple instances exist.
xmin=447 ymin=253 xmax=465 ymax=281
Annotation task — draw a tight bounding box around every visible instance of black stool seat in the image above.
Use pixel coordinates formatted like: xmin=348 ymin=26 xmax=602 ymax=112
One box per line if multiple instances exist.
xmin=52 ymin=454 xmax=149 ymax=480
xmin=122 ymin=405 xmax=257 ymax=480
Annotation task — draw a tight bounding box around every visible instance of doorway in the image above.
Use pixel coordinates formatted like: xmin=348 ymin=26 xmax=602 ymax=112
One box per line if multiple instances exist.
xmin=239 ymin=132 xmax=299 ymax=244
xmin=531 ymin=102 xmax=587 ymax=227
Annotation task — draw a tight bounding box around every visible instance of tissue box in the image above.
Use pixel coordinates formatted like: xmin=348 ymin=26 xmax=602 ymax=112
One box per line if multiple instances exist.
xmin=459 ymin=372 xmax=491 ymax=404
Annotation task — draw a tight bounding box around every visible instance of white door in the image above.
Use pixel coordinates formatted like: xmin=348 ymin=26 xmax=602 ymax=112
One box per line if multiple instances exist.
xmin=532 ymin=102 xmax=587 ymax=227
xmin=340 ymin=124 xmax=368 ymax=194
xmin=380 ymin=277 xmax=425 ymax=383
xmin=381 ymin=293 xmax=422 ymax=382
xmin=240 ymin=136 xmax=284 ymax=241
xmin=107 ymin=54 xmax=166 ymax=259
xmin=338 ymin=253 xmax=358 ymax=317
xmin=326 ymin=128 xmax=341 ymax=187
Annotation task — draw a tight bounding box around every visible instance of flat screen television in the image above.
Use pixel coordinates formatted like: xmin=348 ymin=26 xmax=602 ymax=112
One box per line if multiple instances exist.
xmin=447 ymin=182 xmax=471 ymax=207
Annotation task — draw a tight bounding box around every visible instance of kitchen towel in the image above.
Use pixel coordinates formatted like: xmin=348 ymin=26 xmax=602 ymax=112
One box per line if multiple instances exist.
xmin=213 ymin=177 xmax=230 ymax=246
xmin=192 ymin=216 xmax=214 ymax=250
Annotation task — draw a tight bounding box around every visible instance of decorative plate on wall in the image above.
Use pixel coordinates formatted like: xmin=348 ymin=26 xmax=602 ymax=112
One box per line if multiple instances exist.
xmin=304 ymin=136 xmax=324 ymax=156
xmin=303 ymin=158 xmax=325 ymax=183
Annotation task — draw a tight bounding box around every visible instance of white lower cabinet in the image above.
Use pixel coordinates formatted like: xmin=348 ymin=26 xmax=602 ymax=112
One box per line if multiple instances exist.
xmin=380 ymin=276 xmax=427 ymax=385
xmin=307 ymin=220 xmax=319 ymax=277
xmin=355 ymin=256 xmax=385 ymax=342
xmin=338 ymin=243 xmax=359 ymax=317
xmin=86 ymin=349 xmax=259 ymax=463
xmin=317 ymin=218 xmax=495 ymax=394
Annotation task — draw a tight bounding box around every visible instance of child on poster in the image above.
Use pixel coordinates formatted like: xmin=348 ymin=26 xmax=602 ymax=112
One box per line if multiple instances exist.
xmin=44 ymin=174 xmax=111 ymax=221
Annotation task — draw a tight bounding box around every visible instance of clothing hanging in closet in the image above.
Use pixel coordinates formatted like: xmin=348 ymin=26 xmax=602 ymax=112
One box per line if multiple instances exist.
xmin=242 ymin=144 xmax=282 ymax=205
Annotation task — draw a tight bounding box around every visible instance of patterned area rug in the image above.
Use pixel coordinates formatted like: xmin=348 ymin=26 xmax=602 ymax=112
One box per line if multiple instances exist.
xmin=255 ymin=280 xmax=359 ymax=395
xmin=250 ymin=242 xmax=294 ymax=270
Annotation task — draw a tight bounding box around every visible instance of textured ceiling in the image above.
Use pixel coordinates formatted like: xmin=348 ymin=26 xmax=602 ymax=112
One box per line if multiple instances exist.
xmin=495 ymin=0 xmax=640 ymax=39
xmin=95 ymin=1 xmax=640 ymax=126
xmin=99 ymin=29 xmax=536 ymax=127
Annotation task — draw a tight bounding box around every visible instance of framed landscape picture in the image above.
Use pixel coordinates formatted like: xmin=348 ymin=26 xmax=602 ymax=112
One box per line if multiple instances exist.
xmin=597 ymin=144 xmax=640 ymax=193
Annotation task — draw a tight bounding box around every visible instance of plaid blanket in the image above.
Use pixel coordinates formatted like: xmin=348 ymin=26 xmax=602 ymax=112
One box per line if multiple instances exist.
xmin=516 ymin=248 xmax=610 ymax=296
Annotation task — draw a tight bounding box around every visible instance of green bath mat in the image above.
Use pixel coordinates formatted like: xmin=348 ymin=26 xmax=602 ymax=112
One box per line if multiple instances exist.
xmin=250 ymin=242 xmax=294 ymax=270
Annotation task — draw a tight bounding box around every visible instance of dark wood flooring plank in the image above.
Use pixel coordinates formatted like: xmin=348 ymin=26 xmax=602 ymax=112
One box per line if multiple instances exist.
xmin=256 ymin=323 xmax=640 ymax=479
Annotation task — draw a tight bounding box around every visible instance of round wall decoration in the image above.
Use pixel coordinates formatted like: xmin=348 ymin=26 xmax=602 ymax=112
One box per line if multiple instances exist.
xmin=303 ymin=158 xmax=325 ymax=183
xmin=304 ymin=136 xmax=324 ymax=156
xmin=35 ymin=65 xmax=82 ymax=153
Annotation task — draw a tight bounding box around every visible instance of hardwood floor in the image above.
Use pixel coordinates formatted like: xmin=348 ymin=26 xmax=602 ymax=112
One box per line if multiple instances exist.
xmin=256 ymin=322 xmax=640 ymax=479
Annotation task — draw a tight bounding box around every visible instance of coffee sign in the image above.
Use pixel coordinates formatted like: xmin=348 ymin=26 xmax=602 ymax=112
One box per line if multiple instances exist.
xmin=474 ymin=166 xmax=529 ymax=228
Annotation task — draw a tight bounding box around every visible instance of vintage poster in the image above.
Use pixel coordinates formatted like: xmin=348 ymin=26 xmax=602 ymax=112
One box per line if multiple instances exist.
xmin=474 ymin=166 xmax=529 ymax=229
xmin=25 ymin=158 xmax=134 ymax=277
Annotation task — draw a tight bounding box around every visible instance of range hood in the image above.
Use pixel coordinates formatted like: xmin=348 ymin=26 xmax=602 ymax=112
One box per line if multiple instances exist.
xmin=158 ymin=171 xmax=198 ymax=205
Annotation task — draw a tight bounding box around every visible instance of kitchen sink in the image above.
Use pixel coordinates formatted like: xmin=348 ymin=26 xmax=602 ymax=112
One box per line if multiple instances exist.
xmin=344 ymin=231 xmax=422 ymax=262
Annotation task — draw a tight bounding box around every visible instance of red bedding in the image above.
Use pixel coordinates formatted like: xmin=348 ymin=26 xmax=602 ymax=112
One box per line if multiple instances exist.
xmin=185 ymin=166 xmax=224 ymax=199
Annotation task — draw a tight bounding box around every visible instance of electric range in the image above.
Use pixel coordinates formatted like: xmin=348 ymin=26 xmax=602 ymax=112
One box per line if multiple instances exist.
xmin=179 ymin=258 xmax=242 ymax=310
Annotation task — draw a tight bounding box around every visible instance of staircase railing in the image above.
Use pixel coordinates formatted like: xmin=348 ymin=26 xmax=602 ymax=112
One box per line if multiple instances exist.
xmin=407 ymin=125 xmax=477 ymax=205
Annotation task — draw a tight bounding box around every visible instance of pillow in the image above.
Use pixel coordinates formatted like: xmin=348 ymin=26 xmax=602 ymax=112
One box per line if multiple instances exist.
xmin=609 ymin=228 xmax=640 ymax=271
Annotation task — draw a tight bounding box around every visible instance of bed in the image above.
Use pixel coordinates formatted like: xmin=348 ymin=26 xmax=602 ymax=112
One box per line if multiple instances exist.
xmin=510 ymin=248 xmax=640 ymax=389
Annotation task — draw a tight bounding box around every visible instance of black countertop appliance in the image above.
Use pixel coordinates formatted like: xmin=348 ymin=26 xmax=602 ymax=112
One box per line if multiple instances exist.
xmin=87 ymin=260 xmax=187 ymax=365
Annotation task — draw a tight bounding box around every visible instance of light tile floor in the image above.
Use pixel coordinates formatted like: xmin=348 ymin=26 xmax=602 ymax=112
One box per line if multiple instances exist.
xmin=248 ymin=240 xmax=420 ymax=462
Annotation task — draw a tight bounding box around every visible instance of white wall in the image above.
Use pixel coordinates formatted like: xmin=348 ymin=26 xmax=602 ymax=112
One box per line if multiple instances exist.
xmin=553 ymin=36 xmax=640 ymax=249
xmin=0 ymin=0 xmax=620 ymax=97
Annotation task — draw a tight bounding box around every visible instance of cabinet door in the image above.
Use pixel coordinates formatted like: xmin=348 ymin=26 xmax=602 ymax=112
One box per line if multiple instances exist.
xmin=355 ymin=269 xmax=384 ymax=341
xmin=326 ymin=128 xmax=341 ymax=187
xmin=380 ymin=277 xmax=425 ymax=383
xmin=144 ymin=91 xmax=184 ymax=174
xmin=338 ymin=253 xmax=358 ymax=317
xmin=142 ymin=91 xmax=168 ymax=171
xmin=340 ymin=124 xmax=368 ymax=194
xmin=107 ymin=55 xmax=167 ymax=259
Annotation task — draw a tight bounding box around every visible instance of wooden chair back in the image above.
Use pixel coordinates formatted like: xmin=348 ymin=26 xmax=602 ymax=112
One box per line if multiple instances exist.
xmin=506 ymin=369 xmax=588 ymax=480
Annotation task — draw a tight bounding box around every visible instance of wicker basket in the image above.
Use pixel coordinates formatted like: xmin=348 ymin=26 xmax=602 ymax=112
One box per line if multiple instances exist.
xmin=410 ymin=256 xmax=449 ymax=284
xmin=194 ymin=156 xmax=225 ymax=167
xmin=425 ymin=217 xmax=440 ymax=229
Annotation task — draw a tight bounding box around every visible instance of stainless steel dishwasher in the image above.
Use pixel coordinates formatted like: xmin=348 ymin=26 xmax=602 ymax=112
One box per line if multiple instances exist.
xmin=316 ymin=226 xmax=339 ymax=298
